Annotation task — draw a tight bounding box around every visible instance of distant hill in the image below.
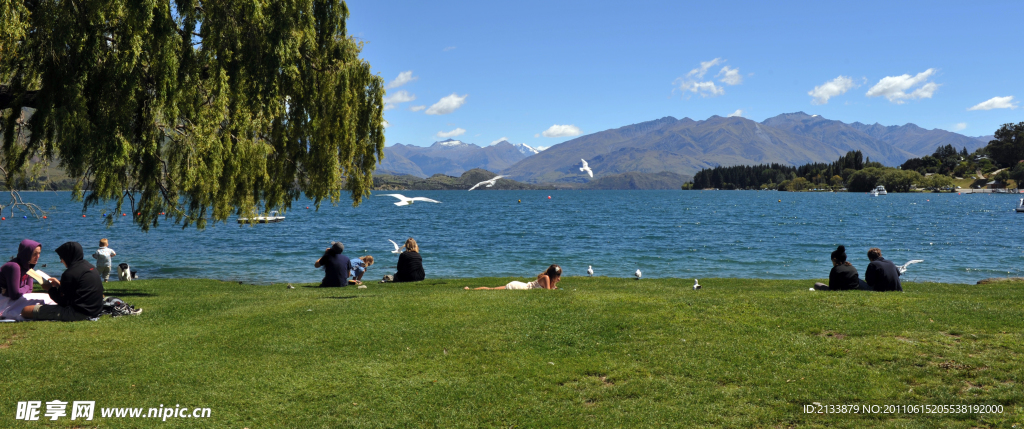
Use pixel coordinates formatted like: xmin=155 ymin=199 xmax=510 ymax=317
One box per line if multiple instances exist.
xmin=373 ymin=168 xmax=550 ymax=191
xmin=500 ymin=112 xmax=990 ymax=185
xmin=576 ymin=172 xmax=692 ymax=190
xmin=378 ymin=140 xmax=531 ymax=178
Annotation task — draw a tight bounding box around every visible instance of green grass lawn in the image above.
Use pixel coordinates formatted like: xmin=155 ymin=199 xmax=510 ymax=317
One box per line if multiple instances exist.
xmin=2 ymin=277 xmax=1022 ymax=428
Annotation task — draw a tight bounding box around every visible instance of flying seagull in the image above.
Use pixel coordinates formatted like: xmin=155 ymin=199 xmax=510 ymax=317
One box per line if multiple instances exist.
xmin=693 ymin=279 xmax=701 ymax=290
xmin=380 ymin=194 xmax=441 ymax=206
xmin=635 ymin=268 xmax=642 ymax=280
xmin=468 ymin=175 xmax=505 ymax=191
xmin=388 ymin=239 xmax=401 ymax=254
xmin=898 ymin=259 xmax=924 ymax=275
xmin=587 ymin=265 xmax=594 ymax=277
xmin=580 ymin=159 xmax=594 ymax=177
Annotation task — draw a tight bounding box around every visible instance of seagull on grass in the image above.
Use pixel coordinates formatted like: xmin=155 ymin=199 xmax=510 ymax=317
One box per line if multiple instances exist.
xmin=635 ymin=268 xmax=642 ymax=280
xmin=693 ymin=279 xmax=701 ymax=290
xmin=587 ymin=265 xmax=594 ymax=277
xmin=468 ymin=175 xmax=505 ymax=191
xmin=381 ymin=194 xmax=441 ymax=206
xmin=898 ymin=259 xmax=924 ymax=275
xmin=580 ymin=159 xmax=594 ymax=177
xmin=388 ymin=239 xmax=401 ymax=254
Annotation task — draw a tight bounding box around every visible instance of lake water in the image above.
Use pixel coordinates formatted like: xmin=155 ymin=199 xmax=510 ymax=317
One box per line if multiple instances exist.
xmin=2 ymin=191 xmax=1022 ymax=284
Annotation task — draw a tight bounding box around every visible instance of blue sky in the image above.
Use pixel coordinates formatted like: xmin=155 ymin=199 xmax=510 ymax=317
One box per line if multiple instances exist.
xmin=347 ymin=0 xmax=1022 ymax=147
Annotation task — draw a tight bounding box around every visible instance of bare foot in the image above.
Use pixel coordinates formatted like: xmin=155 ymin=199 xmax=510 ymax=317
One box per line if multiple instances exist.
xmin=464 ymin=287 xmax=470 ymax=290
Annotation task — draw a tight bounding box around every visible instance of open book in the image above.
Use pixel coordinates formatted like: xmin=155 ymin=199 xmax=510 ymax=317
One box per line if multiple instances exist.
xmin=25 ymin=269 xmax=51 ymax=284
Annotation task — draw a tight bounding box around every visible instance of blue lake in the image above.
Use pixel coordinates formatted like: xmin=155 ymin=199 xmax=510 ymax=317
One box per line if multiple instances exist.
xmin=2 ymin=190 xmax=1022 ymax=284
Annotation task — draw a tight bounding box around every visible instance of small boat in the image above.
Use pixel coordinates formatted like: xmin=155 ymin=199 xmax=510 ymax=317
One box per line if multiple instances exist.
xmin=871 ymin=185 xmax=887 ymax=196
xmin=238 ymin=210 xmax=285 ymax=223
xmin=1016 ymin=198 xmax=1024 ymax=213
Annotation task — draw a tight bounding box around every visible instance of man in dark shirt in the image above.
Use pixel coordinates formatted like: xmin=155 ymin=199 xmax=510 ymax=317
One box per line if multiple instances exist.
xmin=22 ymin=241 xmax=104 ymax=321
xmin=315 ymin=242 xmax=352 ymax=287
xmin=864 ymin=247 xmax=902 ymax=292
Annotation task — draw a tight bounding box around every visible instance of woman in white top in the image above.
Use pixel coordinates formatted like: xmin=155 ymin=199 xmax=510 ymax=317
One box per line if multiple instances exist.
xmin=465 ymin=264 xmax=562 ymax=290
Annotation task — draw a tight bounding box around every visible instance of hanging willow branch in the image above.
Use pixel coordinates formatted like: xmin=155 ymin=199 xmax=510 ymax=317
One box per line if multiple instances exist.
xmin=0 ymin=0 xmax=386 ymax=231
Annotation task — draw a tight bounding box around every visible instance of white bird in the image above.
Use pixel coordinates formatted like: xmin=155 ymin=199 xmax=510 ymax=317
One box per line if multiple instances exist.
xmin=898 ymin=259 xmax=924 ymax=275
xmin=587 ymin=265 xmax=594 ymax=277
xmin=388 ymin=239 xmax=401 ymax=254
xmin=380 ymin=194 xmax=441 ymax=206
xmin=693 ymin=279 xmax=701 ymax=290
xmin=580 ymin=159 xmax=593 ymax=177
xmin=635 ymin=268 xmax=642 ymax=280
xmin=468 ymin=175 xmax=504 ymax=191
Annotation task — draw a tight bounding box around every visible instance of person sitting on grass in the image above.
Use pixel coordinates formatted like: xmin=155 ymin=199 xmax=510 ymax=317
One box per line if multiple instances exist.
xmin=865 ymin=247 xmax=902 ymax=292
xmin=812 ymin=245 xmax=866 ymax=291
xmin=315 ymin=242 xmax=352 ymax=288
xmin=22 ymin=242 xmax=104 ymax=321
xmin=465 ymin=264 xmax=562 ymax=290
xmin=349 ymin=255 xmax=374 ymax=285
xmin=2 ymin=239 xmax=42 ymax=300
xmin=393 ymin=238 xmax=425 ymax=283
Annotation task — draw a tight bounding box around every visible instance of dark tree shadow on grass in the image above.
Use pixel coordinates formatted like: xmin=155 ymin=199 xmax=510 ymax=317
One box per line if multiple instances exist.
xmin=103 ymin=289 xmax=157 ymax=297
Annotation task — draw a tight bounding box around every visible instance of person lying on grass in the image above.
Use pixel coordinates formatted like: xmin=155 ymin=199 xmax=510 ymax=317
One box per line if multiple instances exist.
xmin=465 ymin=264 xmax=562 ymax=290
xmin=22 ymin=242 xmax=104 ymax=321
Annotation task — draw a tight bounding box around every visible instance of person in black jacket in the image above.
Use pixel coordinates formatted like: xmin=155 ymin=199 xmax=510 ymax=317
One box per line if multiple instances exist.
xmin=393 ymin=238 xmax=425 ymax=283
xmin=22 ymin=242 xmax=104 ymax=321
xmin=812 ymin=245 xmax=864 ymax=291
xmin=315 ymin=242 xmax=352 ymax=287
xmin=864 ymin=247 xmax=902 ymax=292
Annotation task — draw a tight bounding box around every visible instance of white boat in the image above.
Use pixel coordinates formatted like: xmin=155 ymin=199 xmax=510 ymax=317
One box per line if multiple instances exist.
xmin=238 ymin=210 xmax=285 ymax=223
xmin=1016 ymin=198 xmax=1024 ymax=213
xmin=871 ymin=185 xmax=887 ymax=196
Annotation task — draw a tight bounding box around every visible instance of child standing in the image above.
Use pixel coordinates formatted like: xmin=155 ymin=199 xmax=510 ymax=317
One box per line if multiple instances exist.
xmin=92 ymin=238 xmax=117 ymax=282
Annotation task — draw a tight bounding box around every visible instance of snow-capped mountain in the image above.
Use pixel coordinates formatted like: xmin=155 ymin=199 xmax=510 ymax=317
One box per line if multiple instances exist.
xmin=434 ymin=139 xmax=469 ymax=148
xmin=513 ymin=143 xmax=548 ymax=155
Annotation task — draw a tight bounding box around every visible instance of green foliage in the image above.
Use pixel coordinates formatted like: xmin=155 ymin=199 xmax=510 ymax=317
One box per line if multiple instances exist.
xmin=2 ymin=277 xmax=1022 ymax=427
xmin=0 ymin=0 xmax=384 ymax=230
xmin=1010 ymin=162 xmax=1024 ymax=186
xmin=919 ymin=174 xmax=953 ymax=190
xmin=846 ymin=167 xmax=883 ymax=192
xmin=987 ymin=122 xmax=1024 ymax=168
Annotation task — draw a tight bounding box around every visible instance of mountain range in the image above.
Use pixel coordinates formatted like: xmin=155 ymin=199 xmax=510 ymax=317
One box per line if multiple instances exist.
xmin=378 ymin=112 xmax=992 ymax=188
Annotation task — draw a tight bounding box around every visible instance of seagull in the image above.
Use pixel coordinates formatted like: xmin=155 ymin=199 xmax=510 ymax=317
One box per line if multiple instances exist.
xmin=635 ymin=268 xmax=642 ymax=280
xmin=468 ymin=175 xmax=505 ymax=191
xmin=388 ymin=239 xmax=401 ymax=254
xmin=380 ymin=194 xmax=441 ymax=206
xmin=898 ymin=259 xmax=924 ymax=275
xmin=580 ymin=159 xmax=594 ymax=177
xmin=693 ymin=279 xmax=701 ymax=290
xmin=587 ymin=265 xmax=593 ymax=277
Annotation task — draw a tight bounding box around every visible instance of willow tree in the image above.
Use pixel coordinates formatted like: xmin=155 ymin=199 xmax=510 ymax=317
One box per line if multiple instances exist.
xmin=0 ymin=0 xmax=385 ymax=230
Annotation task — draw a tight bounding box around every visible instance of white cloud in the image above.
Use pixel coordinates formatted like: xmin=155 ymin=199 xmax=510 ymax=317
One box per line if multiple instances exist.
xmin=675 ymin=58 xmax=740 ymax=98
xmin=808 ymin=76 xmax=857 ymax=105
xmin=534 ymin=133 xmax=540 ymax=138
xmin=409 ymin=105 xmax=425 ymax=112
xmin=727 ymin=109 xmax=744 ymax=118
xmin=383 ymin=120 xmax=390 ymax=129
xmin=967 ymin=96 xmax=1018 ymax=111
xmin=866 ymin=69 xmax=939 ymax=104
xmin=953 ymin=122 xmax=967 ymax=131
xmin=490 ymin=137 xmax=509 ymax=146
xmin=690 ymin=58 xmax=723 ymax=79
xmin=425 ymin=93 xmax=468 ymax=115
xmin=540 ymin=124 xmax=582 ymax=138
xmin=717 ymin=66 xmax=742 ymax=85
xmin=443 ymin=46 xmax=456 ymax=52
xmin=436 ymin=128 xmax=466 ymax=139
xmin=383 ymin=90 xmax=415 ymax=110
xmin=386 ymin=71 xmax=417 ymax=89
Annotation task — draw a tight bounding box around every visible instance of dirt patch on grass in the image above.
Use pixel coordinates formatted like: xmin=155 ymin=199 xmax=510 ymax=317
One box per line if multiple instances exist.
xmin=818 ymin=331 xmax=846 ymax=340
xmin=0 ymin=333 xmax=21 ymax=349
xmin=935 ymin=360 xmax=973 ymax=371
xmin=976 ymin=277 xmax=1024 ymax=285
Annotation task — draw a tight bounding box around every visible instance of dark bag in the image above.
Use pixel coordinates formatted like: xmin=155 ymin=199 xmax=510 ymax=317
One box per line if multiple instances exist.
xmin=100 ymin=296 xmax=142 ymax=317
